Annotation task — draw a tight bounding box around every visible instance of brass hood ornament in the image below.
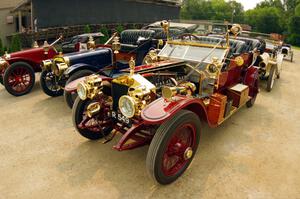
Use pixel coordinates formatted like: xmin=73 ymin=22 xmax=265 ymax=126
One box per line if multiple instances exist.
xmin=129 ymin=57 xmax=135 ymax=76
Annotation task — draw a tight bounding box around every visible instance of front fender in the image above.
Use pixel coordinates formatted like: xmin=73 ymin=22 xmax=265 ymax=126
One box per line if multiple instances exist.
xmin=141 ymin=96 xmax=213 ymax=126
xmin=244 ymin=65 xmax=259 ymax=97
xmin=64 ymin=63 xmax=99 ymax=76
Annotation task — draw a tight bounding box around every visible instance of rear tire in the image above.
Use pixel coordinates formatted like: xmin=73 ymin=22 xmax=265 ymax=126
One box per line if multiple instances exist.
xmin=64 ymin=69 xmax=94 ymax=109
xmin=266 ymin=65 xmax=276 ymax=92
xmin=146 ymin=110 xmax=201 ymax=185
xmin=3 ymin=62 xmax=35 ymax=96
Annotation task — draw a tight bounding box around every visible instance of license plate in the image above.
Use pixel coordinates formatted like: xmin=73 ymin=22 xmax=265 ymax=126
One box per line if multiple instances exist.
xmin=111 ymin=111 xmax=131 ymax=126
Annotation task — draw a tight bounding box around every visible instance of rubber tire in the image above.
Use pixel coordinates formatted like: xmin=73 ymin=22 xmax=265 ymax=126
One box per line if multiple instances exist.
xmin=246 ymin=95 xmax=257 ymax=108
xmin=64 ymin=69 xmax=94 ymax=109
xmin=72 ymin=97 xmax=112 ymax=140
xmin=3 ymin=62 xmax=35 ymax=96
xmin=0 ymin=75 xmax=3 ymax=85
xmin=40 ymin=70 xmax=64 ymax=97
xmin=266 ymin=65 xmax=276 ymax=92
xmin=146 ymin=110 xmax=201 ymax=185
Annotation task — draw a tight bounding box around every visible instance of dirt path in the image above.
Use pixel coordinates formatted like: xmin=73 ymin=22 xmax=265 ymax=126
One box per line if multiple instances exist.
xmin=0 ymin=50 xmax=299 ymax=199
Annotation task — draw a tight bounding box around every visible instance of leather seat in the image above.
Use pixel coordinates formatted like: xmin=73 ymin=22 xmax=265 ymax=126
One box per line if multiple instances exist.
xmin=195 ymin=36 xmax=247 ymax=56
xmin=149 ymin=28 xmax=184 ymax=39
xmin=120 ymin=29 xmax=155 ymax=52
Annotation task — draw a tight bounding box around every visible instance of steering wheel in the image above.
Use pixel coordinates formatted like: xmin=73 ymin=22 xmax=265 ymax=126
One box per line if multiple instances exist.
xmin=179 ymin=33 xmax=202 ymax=41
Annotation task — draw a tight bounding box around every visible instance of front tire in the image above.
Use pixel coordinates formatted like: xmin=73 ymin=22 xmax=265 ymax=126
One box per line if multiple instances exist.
xmin=266 ymin=65 xmax=276 ymax=92
xmin=64 ymin=69 xmax=94 ymax=109
xmin=3 ymin=62 xmax=35 ymax=96
xmin=72 ymin=97 xmax=112 ymax=140
xmin=40 ymin=70 xmax=64 ymax=97
xmin=146 ymin=110 xmax=201 ymax=185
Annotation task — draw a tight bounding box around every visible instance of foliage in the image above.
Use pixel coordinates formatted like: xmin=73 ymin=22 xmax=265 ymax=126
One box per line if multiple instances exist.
xmin=99 ymin=26 xmax=109 ymax=44
xmin=244 ymin=7 xmax=283 ymax=33
xmin=116 ymin=24 xmax=124 ymax=34
xmin=10 ymin=34 xmax=22 ymax=52
xmin=180 ymin=0 xmax=300 ymax=46
xmin=181 ymin=0 xmax=244 ymax=22
xmin=84 ymin=25 xmax=91 ymax=33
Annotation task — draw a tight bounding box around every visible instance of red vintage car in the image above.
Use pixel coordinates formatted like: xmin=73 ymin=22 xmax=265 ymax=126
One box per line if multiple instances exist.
xmin=0 ymin=37 xmax=62 ymax=96
xmin=70 ymin=24 xmax=260 ymax=184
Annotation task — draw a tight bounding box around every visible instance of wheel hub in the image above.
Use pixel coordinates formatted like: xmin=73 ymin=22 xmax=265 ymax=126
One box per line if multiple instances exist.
xmin=184 ymin=147 xmax=193 ymax=160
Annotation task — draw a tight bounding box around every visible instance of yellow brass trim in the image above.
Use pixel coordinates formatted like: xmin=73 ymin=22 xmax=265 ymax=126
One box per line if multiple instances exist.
xmin=234 ymin=56 xmax=244 ymax=67
xmin=63 ymin=56 xmax=70 ymax=66
xmin=33 ymin=41 xmax=39 ymax=48
xmin=41 ymin=60 xmax=53 ymax=71
xmin=112 ymin=36 xmax=121 ymax=54
xmin=86 ymin=102 xmax=101 ymax=118
xmin=184 ymin=147 xmax=193 ymax=160
xmin=87 ymin=36 xmax=96 ymax=50
xmin=129 ymin=57 xmax=135 ymax=76
xmin=167 ymin=40 xmax=227 ymax=49
xmin=0 ymin=59 xmax=9 ymax=70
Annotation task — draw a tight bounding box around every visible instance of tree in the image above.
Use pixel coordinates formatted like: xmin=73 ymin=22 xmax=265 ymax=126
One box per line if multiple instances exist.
xmin=245 ymin=7 xmax=283 ymax=33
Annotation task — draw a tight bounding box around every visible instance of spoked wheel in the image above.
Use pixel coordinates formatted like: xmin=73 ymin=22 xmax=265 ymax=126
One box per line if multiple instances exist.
xmin=146 ymin=110 xmax=201 ymax=185
xmin=64 ymin=69 xmax=94 ymax=109
xmin=72 ymin=97 xmax=112 ymax=140
xmin=40 ymin=70 xmax=63 ymax=97
xmin=3 ymin=62 xmax=35 ymax=96
xmin=266 ymin=65 xmax=276 ymax=92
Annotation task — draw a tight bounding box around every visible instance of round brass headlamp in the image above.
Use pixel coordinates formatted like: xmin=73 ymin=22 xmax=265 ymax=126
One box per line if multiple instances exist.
xmin=119 ymin=95 xmax=136 ymax=118
xmin=77 ymin=82 xmax=88 ymax=100
xmin=52 ymin=62 xmax=68 ymax=76
xmin=41 ymin=60 xmax=53 ymax=71
xmin=162 ymin=86 xmax=177 ymax=101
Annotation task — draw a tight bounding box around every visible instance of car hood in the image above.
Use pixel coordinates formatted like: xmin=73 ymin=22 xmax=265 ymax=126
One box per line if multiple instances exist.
xmin=5 ymin=47 xmax=45 ymax=60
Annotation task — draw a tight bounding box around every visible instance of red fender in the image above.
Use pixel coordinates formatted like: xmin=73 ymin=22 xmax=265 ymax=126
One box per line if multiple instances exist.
xmin=64 ymin=75 xmax=112 ymax=92
xmin=141 ymin=96 xmax=217 ymax=127
xmin=243 ymin=65 xmax=259 ymax=97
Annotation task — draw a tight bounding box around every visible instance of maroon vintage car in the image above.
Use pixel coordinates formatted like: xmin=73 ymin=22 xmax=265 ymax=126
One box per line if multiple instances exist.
xmin=69 ymin=24 xmax=260 ymax=184
xmin=0 ymin=37 xmax=62 ymax=96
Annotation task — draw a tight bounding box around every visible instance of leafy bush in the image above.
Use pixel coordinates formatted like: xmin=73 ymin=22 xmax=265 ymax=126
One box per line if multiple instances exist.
xmin=99 ymin=26 xmax=109 ymax=44
xmin=287 ymin=34 xmax=300 ymax=46
xmin=10 ymin=34 xmax=22 ymax=52
xmin=84 ymin=25 xmax=91 ymax=33
xmin=116 ymin=24 xmax=124 ymax=34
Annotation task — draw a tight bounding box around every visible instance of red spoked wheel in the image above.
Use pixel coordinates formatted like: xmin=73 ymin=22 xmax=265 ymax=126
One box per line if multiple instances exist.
xmin=146 ymin=110 xmax=201 ymax=185
xmin=72 ymin=97 xmax=113 ymax=140
xmin=3 ymin=62 xmax=35 ymax=96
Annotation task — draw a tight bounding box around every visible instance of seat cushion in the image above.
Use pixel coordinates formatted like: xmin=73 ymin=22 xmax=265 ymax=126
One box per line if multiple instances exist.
xmin=120 ymin=29 xmax=155 ymax=45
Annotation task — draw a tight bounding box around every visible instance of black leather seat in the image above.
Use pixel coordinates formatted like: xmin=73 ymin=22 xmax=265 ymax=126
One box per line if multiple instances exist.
xmin=120 ymin=29 xmax=155 ymax=52
xmin=195 ymin=36 xmax=247 ymax=56
xmin=149 ymin=28 xmax=184 ymax=40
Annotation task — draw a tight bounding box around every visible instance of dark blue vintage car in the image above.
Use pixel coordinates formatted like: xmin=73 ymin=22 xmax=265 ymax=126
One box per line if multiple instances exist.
xmin=40 ymin=29 xmax=158 ymax=108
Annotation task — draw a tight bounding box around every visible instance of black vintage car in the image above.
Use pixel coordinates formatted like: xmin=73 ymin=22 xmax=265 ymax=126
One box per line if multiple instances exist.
xmin=61 ymin=32 xmax=104 ymax=53
xmin=40 ymin=29 xmax=158 ymax=108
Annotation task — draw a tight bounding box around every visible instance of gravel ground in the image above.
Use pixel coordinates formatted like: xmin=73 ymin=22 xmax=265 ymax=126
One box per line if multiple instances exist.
xmin=0 ymin=50 xmax=299 ymax=199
